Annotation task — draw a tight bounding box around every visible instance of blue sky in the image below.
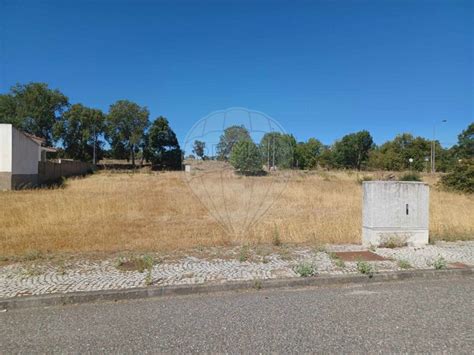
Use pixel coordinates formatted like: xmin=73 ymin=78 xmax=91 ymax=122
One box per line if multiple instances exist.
xmin=1 ymin=0 xmax=472 ymax=147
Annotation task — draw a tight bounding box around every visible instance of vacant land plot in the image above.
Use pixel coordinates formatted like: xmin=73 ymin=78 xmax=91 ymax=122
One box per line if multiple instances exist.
xmin=0 ymin=170 xmax=473 ymax=258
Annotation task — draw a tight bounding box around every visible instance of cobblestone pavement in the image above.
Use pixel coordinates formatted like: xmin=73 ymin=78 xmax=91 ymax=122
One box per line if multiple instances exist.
xmin=1 ymin=241 xmax=473 ymax=299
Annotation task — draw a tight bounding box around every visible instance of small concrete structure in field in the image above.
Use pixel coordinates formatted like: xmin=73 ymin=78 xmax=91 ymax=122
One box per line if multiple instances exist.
xmin=184 ymin=164 xmax=192 ymax=173
xmin=362 ymin=181 xmax=429 ymax=247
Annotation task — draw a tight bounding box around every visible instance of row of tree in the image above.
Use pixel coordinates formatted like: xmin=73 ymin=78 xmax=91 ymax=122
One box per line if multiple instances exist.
xmin=1 ymin=82 xmax=472 ymax=172
xmin=0 ymin=82 xmax=182 ymax=169
xmin=192 ymin=122 xmax=473 ymax=173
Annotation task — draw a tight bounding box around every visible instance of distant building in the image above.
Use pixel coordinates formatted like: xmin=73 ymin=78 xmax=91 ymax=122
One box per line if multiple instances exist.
xmin=0 ymin=124 xmax=56 ymax=190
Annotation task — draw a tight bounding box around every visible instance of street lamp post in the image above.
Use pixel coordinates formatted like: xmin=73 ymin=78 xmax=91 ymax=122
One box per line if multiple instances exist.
xmin=431 ymin=120 xmax=447 ymax=173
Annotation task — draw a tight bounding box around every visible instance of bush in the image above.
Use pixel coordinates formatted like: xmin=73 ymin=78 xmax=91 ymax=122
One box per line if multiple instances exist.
xmin=399 ymin=172 xmax=421 ymax=182
xmin=441 ymin=160 xmax=474 ymax=193
xmin=294 ymin=262 xmax=317 ymax=277
xmin=397 ymin=259 xmax=412 ymax=269
xmin=356 ymin=259 xmax=374 ymax=275
xmin=433 ymin=255 xmax=447 ymax=270
xmin=229 ymin=139 xmax=264 ymax=175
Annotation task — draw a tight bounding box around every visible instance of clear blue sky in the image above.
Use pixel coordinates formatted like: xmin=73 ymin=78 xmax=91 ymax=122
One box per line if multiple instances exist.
xmin=1 ymin=0 xmax=472 ymax=147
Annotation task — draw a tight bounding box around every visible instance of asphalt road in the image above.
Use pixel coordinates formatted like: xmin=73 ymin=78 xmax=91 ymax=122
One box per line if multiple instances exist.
xmin=1 ymin=277 xmax=473 ymax=353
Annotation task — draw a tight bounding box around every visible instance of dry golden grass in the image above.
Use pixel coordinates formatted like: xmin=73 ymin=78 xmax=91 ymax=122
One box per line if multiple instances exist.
xmin=0 ymin=169 xmax=473 ymax=258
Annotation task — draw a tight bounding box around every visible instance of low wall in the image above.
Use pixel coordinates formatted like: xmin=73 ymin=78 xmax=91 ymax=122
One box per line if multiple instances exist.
xmin=0 ymin=172 xmax=38 ymax=190
xmin=0 ymin=172 xmax=12 ymax=190
xmin=38 ymin=160 xmax=95 ymax=185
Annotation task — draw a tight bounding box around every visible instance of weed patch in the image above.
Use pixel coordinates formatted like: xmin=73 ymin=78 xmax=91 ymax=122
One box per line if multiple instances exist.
xmin=433 ymin=256 xmax=447 ymax=270
xmin=117 ymin=254 xmax=158 ymax=273
xmin=356 ymin=259 xmax=374 ymax=276
xmin=397 ymin=259 xmax=412 ymax=269
xmin=239 ymin=245 xmax=250 ymax=262
xmin=294 ymin=262 xmax=317 ymax=277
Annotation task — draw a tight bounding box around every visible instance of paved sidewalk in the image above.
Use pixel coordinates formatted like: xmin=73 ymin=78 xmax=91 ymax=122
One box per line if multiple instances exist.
xmin=1 ymin=241 xmax=473 ymax=299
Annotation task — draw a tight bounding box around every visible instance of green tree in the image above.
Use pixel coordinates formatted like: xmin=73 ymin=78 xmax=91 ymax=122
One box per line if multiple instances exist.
xmin=332 ymin=130 xmax=374 ymax=170
xmin=294 ymin=138 xmax=323 ymax=169
xmin=260 ymin=132 xmax=295 ymax=169
xmin=216 ymin=125 xmax=251 ymax=160
xmin=373 ymin=133 xmax=436 ymax=172
xmin=106 ymin=100 xmax=149 ymax=167
xmin=229 ymin=139 xmax=263 ymax=175
xmin=147 ymin=116 xmax=182 ymax=170
xmin=0 ymin=82 xmax=69 ymax=144
xmin=54 ymin=104 xmax=106 ymax=162
xmin=454 ymin=122 xmax=474 ymax=160
xmin=0 ymin=94 xmax=19 ymax=126
xmin=441 ymin=159 xmax=474 ymax=193
xmin=318 ymin=146 xmax=335 ymax=168
xmin=192 ymin=140 xmax=206 ymax=160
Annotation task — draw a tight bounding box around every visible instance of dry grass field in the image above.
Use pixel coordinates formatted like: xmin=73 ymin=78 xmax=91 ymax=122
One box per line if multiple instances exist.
xmin=0 ymin=169 xmax=473 ymax=259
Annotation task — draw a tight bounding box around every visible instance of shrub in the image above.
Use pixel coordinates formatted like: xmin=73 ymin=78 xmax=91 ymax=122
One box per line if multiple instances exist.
xmin=328 ymin=252 xmax=345 ymax=268
xmin=441 ymin=160 xmax=474 ymax=193
xmin=433 ymin=256 xmax=447 ymax=270
xmin=335 ymin=258 xmax=345 ymax=268
xmin=229 ymin=139 xmax=264 ymax=175
xmin=356 ymin=259 xmax=374 ymax=275
xmin=294 ymin=262 xmax=317 ymax=277
xmin=397 ymin=259 xmax=412 ymax=269
xmin=399 ymin=172 xmax=421 ymax=182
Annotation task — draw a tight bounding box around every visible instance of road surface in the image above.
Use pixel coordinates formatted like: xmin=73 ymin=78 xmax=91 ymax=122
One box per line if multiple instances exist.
xmin=1 ymin=277 xmax=473 ymax=353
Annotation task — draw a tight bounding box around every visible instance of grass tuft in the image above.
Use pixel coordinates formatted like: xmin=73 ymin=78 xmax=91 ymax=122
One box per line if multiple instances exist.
xmin=397 ymin=259 xmax=412 ymax=269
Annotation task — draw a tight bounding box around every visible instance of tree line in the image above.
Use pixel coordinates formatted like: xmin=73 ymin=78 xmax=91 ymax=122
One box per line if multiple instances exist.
xmin=1 ymin=82 xmax=472 ymax=173
xmin=192 ymin=123 xmax=472 ymax=173
xmin=0 ymin=82 xmax=182 ymax=169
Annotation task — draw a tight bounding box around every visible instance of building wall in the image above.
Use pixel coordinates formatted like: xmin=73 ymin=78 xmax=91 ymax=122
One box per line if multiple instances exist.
xmin=0 ymin=125 xmax=13 ymax=190
xmin=0 ymin=124 xmax=12 ymax=173
xmin=0 ymin=124 xmax=41 ymax=190
xmin=11 ymin=126 xmax=40 ymax=175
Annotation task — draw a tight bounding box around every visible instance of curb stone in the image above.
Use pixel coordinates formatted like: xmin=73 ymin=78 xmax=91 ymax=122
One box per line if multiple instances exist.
xmin=1 ymin=268 xmax=472 ymax=310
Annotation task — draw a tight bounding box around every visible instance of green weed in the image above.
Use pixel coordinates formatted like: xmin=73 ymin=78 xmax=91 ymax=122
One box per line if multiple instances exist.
xmin=294 ymin=262 xmax=317 ymax=277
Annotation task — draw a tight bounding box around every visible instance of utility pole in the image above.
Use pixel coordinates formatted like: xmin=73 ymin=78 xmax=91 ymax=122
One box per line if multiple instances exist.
xmin=431 ymin=120 xmax=447 ymax=173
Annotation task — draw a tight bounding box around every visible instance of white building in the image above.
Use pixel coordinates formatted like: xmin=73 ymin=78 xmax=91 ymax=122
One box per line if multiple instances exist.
xmin=0 ymin=123 xmax=55 ymax=190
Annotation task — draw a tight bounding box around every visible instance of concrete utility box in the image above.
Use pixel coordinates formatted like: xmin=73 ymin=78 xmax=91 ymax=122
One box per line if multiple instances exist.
xmin=362 ymin=181 xmax=429 ymax=247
